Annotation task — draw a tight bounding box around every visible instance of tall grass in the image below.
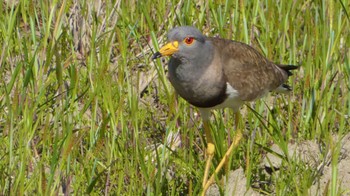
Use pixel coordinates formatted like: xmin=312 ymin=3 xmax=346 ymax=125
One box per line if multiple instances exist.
xmin=0 ymin=0 xmax=349 ymax=195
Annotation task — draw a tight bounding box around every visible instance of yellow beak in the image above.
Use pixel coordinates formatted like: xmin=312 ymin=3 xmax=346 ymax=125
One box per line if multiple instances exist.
xmin=152 ymin=41 xmax=179 ymax=59
xmin=159 ymin=41 xmax=179 ymax=56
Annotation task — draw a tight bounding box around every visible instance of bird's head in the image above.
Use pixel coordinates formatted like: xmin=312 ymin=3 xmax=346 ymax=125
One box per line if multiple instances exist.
xmin=152 ymin=26 xmax=208 ymax=61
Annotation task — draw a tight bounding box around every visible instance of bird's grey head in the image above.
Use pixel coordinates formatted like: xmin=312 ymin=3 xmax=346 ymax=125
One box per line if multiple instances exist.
xmin=168 ymin=26 xmax=207 ymax=61
xmin=167 ymin=26 xmax=205 ymax=43
xmin=152 ymin=26 xmax=212 ymax=62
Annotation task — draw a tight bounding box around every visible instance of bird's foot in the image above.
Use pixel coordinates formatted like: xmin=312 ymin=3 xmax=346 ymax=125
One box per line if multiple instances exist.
xmin=202 ymin=130 xmax=242 ymax=195
xmin=202 ymin=142 xmax=215 ymax=188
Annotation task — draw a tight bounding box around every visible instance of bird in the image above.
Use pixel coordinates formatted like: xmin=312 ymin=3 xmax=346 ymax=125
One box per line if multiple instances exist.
xmin=152 ymin=26 xmax=298 ymax=194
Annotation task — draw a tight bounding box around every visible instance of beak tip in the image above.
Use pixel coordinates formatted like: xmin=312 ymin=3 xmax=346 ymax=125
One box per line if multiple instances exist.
xmin=151 ymin=52 xmax=162 ymax=60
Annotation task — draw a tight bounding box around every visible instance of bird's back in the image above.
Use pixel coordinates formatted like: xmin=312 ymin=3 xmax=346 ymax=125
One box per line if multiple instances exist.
xmin=209 ymin=37 xmax=294 ymax=101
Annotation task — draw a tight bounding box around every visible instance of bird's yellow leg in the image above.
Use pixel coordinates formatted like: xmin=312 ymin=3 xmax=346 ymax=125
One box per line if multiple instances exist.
xmin=202 ymin=112 xmax=243 ymax=194
xmin=202 ymin=120 xmax=215 ymax=188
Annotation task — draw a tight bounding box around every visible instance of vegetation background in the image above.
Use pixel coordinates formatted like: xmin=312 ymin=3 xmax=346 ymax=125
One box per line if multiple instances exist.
xmin=0 ymin=0 xmax=349 ymax=195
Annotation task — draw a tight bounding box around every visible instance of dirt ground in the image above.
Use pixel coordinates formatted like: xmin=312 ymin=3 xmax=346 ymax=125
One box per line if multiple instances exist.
xmin=206 ymin=132 xmax=350 ymax=195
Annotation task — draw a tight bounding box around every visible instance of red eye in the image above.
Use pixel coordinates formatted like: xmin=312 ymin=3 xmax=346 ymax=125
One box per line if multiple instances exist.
xmin=184 ymin=37 xmax=194 ymax=45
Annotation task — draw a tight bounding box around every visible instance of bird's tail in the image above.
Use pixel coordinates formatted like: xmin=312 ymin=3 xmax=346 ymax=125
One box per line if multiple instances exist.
xmin=274 ymin=64 xmax=299 ymax=93
xmin=274 ymin=83 xmax=293 ymax=93
xmin=277 ymin=64 xmax=300 ymax=76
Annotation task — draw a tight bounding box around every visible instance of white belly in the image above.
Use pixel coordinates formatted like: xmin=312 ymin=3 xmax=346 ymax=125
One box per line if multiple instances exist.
xmin=207 ymin=83 xmax=244 ymax=111
xmin=198 ymin=83 xmax=244 ymax=120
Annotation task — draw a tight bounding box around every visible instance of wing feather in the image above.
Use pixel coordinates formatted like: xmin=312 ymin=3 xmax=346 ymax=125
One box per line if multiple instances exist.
xmin=209 ymin=37 xmax=293 ymax=101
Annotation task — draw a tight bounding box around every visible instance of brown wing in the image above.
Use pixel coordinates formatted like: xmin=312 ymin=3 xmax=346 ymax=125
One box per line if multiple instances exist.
xmin=209 ymin=37 xmax=289 ymax=101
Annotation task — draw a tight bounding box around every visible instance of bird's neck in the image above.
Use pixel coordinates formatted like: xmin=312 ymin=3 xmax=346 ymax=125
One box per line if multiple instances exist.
xmin=173 ymin=43 xmax=214 ymax=82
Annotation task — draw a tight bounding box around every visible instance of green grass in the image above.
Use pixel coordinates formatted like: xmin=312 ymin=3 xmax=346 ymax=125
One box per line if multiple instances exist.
xmin=0 ymin=0 xmax=349 ymax=195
